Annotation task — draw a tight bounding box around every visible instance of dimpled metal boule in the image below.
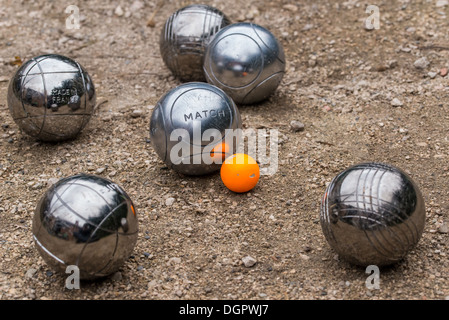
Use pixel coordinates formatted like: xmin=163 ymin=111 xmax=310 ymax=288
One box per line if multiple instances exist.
xmin=320 ymin=162 xmax=426 ymax=267
xmin=160 ymin=4 xmax=231 ymax=81
xmin=32 ymin=174 xmax=138 ymax=280
xmin=7 ymin=54 xmax=96 ymax=142
xmin=150 ymin=82 xmax=242 ymax=176
xmin=204 ymin=22 xmax=286 ymax=105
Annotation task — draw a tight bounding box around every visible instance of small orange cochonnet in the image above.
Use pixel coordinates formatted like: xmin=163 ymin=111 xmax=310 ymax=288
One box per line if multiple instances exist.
xmin=130 ymin=203 xmax=136 ymax=216
xmin=220 ymin=153 xmax=260 ymax=193
xmin=210 ymin=142 xmax=230 ymax=162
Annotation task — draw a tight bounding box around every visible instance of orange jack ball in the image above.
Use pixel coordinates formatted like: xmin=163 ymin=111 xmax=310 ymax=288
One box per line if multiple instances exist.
xmin=220 ymin=153 xmax=260 ymax=193
xmin=210 ymin=142 xmax=230 ymax=162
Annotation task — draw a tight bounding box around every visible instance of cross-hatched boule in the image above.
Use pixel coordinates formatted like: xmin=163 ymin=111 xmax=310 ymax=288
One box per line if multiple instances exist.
xmin=149 ymin=82 xmax=242 ymax=176
xmin=7 ymin=54 xmax=96 ymax=142
xmin=203 ymin=22 xmax=286 ymax=105
xmin=320 ymin=162 xmax=426 ymax=267
xmin=160 ymin=4 xmax=230 ymax=81
xmin=32 ymin=174 xmax=138 ymax=280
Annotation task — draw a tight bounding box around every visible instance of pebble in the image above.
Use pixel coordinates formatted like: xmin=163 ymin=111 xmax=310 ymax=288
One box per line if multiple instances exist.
xmin=436 ymin=0 xmax=449 ymax=7
xmin=131 ymin=109 xmax=143 ymax=118
xmin=165 ymin=197 xmax=175 ymax=206
xmin=242 ymin=256 xmax=257 ymax=267
xmin=111 ymin=271 xmax=122 ymax=281
xmin=129 ymin=0 xmax=144 ymax=13
xmin=290 ymin=120 xmax=305 ymax=132
xmin=175 ymin=290 xmax=183 ymax=297
xmin=114 ymin=6 xmax=124 ymax=17
xmin=169 ymin=257 xmax=182 ymax=265
xmin=438 ymin=223 xmax=448 ymax=234
xmin=440 ymin=68 xmax=448 ymax=77
xmin=391 ymin=98 xmax=403 ymax=107
xmin=47 ymin=177 xmax=59 ymax=186
xmin=414 ymin=57 xmax=430 ymax=69
xmin=283 ymin=4 xmax=298 ymax=12
xmin=299 ymin=254 xmax=310 ymax=261
xmin=96 ymin=167 xmax=106 ymax=174
xmin=428 ymin=71 xmax=437 ymax=79
xmin=416 ymin=142 xmax=428 ymax=147
xmin=25 ymin=268 xmax=37 ymax=279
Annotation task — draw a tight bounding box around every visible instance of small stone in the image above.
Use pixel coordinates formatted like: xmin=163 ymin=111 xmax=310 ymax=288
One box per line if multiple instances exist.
xmin=174 ymin=290 xmax=183 ymax=297
xmin=436 ymin=0 xmax=449 ymax=7
xmin=414 ymin=57 xmax=430 ymax=69
xmin=169 ymin=257 xmax=181 ymax=265
xmin=111 ymin=271 xmax=122 ymax=281
xmin=47 ymin=177 xmax=59 ymax=186
xmin=438 ymin=223 xmax=449 ymax=234
xmin=131 ymin=109 xmax=143 ymax=118
xmin=322 ymin=105 xmax=332 ymax=112
xmin=290 ymin=120 xmax=305 ymax=132
xmin=428 ymin=71 xmax=438 ymax=79
xmin=45 ymin=270 xmax=53 ymax=277
xmin=129 ymin=0 xmax=144 ymax=12
xmin=242 ymin=255 xmax=257 ymax=268
xmin=440 ymin=68 xmax=448 ymax=77
xmin=25 ymin=268 xmax=37 ymax=279
xmin=302 ymin=24 xmax=314 ymax=31
xmin=165 ymin=197 xmax=175 ymax=206
xmin=391 ymin=98 xmax=403 ymax=107
xmin=299 ymin=254 xmax=310 ymax=261
xmin=96 ymin=167 xmax=106 ymax=174
xmin=416 ymin=142 xmax=428 ymax=147
xmin=283 ymin=4 xmax=298 ymax=12
xmin=114 ymin=6 xmax=124 ymax=16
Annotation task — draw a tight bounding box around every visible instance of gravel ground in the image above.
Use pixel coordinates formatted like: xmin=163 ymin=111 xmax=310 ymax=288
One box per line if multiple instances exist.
xmin=0 ymin=0 xmax=448 ymax=300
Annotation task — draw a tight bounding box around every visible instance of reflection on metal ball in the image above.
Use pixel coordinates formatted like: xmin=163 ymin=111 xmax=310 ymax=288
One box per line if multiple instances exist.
xmin=149 ymin=82 xmax=241 ymax=176
xmin=204 ymin=22 xmax=286 ymax=105
xmin=320 ymin=162 xmax=426 ymax=267
xmin=32 ymin=174 xmax=138 ymax=280
xmin=7 ymin=54 xmax=96 ymax=142
xmin=160 ymin=4 xmax=230 ymax=81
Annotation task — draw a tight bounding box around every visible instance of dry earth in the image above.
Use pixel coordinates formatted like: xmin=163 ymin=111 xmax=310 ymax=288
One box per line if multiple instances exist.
xmin=0 ymin=0 xmax=448 ymax=300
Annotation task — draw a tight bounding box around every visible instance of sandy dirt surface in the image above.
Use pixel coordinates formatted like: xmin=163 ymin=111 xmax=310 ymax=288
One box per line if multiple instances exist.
xmin=0 ymin=0 xmax=448 ymax=300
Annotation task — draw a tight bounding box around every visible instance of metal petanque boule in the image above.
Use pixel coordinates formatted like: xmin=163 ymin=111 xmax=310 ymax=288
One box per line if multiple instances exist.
xmin=203 ymin=22 xmax=286 ymax=105
xmin=160 ymin=4 xmax=231 ymax=81
xmin=149 ymin=82 xmax=242 ymax=176
xmin=7 ymin=54 xmax=96 ymax=142
xmin=320 ymin=162 xmax=426 ymax=267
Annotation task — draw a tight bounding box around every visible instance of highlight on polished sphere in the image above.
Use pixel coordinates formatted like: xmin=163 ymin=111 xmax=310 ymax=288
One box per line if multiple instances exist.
xmin=7 ymin=54 xmax=96 ymax=142
xmin=160 ymin=4 xmax=231 ymax=81
xmin=320 ymin=162 xmax=426 ymax=267
xmin=149 ymin=82 xmax=242 ymax=176
xmin=32 ymin=174 xmax=138 ymax=280
xmin=203 ymin=22 xmax=286 ymax=105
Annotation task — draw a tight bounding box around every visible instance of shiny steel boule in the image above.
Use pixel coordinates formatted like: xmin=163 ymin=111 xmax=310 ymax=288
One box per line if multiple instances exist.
xmin=204 ymin=22 xmax=286 ymax=105
xmin=7 ymin=54 xmax=96 ymax=142
xmin=320 ymin=162 xmax=426 ymax=267
xmin=150 ymin=82 xmax=241 ymax=176
xmin=160 ymin=4 xmax=231 ymax=81
xmin=32 ymin=174 xmax=138 ymax=280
